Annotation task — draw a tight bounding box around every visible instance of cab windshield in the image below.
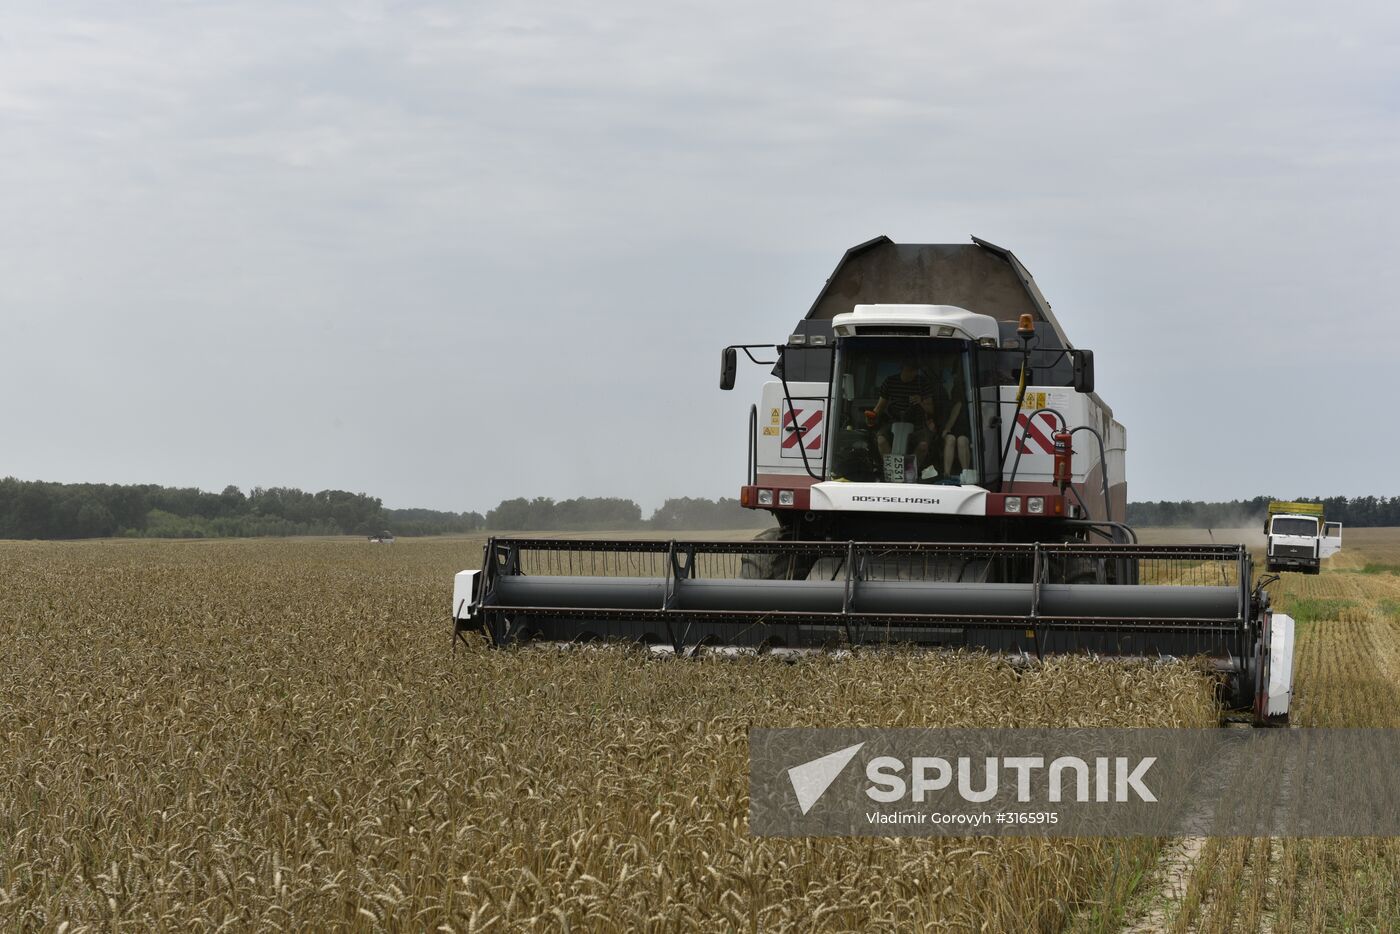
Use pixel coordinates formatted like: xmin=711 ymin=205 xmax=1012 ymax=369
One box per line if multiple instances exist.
xmin=1272 ymin=517 xmax=1319 ymax=537
xmin=826 ymin=337 xmax=978 ymax=484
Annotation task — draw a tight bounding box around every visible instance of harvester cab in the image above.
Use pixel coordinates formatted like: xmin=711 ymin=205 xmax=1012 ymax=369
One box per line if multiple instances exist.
xmin=456 ymin=236 xmax=1295 ymax=725
xmin=730 ymin=301 xmax=1109 ymax=546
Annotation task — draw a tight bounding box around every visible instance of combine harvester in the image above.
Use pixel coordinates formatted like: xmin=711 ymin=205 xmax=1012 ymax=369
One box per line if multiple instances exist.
xmin=453 ymin=237 xmax=1293 ymax=724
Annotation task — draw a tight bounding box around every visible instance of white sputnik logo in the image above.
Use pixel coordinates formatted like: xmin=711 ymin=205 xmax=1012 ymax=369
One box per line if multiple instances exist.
xmin=787 ymin=742 xmax=865 ymax=814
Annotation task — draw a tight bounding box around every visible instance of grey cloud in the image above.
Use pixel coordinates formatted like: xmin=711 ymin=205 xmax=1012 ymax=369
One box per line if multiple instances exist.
xmin=1 ymin=1 xmax=1396 ymax=510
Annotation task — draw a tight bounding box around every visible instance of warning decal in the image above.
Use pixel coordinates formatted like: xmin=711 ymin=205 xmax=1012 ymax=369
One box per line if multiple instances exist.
xmin=1013 ymin=411 xmax=1056 ymax=455
xmin=780 ymin=404 xmax=825 ymax=459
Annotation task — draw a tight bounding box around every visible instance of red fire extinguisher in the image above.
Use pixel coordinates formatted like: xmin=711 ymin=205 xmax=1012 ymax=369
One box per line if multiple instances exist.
xmin=1053 ymin=430 xmax=1073 ymax=491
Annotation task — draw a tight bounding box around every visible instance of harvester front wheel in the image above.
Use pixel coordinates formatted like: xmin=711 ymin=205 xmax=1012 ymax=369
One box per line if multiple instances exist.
xmin=739 ymin=525 xmax=815 ymax=581
xmin=1050 ymin=554 xmax=1141 ymax=585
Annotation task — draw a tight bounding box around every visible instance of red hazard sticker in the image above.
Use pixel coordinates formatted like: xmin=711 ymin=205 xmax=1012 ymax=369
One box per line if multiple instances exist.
xmin=1014 ymin=412 xmax=1057 ymax=454
xmin=781 ymin=406 xmax=824 ymax=456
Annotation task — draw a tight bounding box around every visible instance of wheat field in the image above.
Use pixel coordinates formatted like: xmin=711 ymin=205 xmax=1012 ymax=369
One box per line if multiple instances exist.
xmin=1 ymin=533 xmax=1396 ymax=931
xmin=0 ymin=537 xmax=1222 ymax=932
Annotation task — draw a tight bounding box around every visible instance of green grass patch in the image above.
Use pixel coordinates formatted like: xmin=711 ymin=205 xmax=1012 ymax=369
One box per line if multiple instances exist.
xmin=1353 ymin=563 xmax=1400 ymax=575
xmin=1282 ymin=598 xmax=1357 ymax=624
xmin=1376 ymin=598 xmax=1400 ymax=620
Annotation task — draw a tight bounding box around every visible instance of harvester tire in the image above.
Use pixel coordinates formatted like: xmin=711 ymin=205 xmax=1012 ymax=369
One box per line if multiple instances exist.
xmin=739 ymin=526 xmax=816 ymax=581
xmin=1051 ymin=554 xmax=1140 ymax=585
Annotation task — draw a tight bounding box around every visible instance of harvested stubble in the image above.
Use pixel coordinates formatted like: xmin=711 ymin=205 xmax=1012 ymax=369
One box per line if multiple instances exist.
xmin=1144 ymin=532 xmax=1400 ymax=933
xmin=0 ymin=539 xmax=1217 ymax=932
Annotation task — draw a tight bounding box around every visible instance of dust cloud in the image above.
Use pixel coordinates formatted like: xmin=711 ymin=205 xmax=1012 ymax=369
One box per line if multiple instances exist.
xmin=1137 ymin=527 xmax=1267 ymax=548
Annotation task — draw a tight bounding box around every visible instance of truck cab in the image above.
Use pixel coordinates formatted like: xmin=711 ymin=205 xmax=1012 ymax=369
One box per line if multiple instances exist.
xmin=1264 ymin=502 xmax=1341 ymax=574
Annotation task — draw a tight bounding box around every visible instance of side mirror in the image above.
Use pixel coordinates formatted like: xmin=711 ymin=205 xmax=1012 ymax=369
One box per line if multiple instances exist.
xmin=1072 ymin=349 xmax=1095 ymax=394
xmin=720 ymin=347 xmax=737 ymax=390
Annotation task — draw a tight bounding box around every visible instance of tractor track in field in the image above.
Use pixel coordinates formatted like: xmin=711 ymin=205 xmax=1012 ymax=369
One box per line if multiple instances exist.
xmin=1115 ymin=720 xmax=1256 ymax=934
xmin=1120 ymin=559 xmax=1400 ymax=933
xmin=1118 ymin=833 xmax=1209 ymax=933
xmin=1116 ymin=720 xmax=1301 ymax=934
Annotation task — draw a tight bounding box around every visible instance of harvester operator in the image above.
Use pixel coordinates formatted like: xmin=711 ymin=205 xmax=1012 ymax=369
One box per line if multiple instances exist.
xmin=933 ymin=362 xmax=972 ymax=477
xmin=865 ymin=360 xmax=937 ymax=468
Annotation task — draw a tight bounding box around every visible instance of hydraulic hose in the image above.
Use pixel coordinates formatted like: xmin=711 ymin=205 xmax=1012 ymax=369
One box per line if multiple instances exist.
xmin=998 ymin=352 xmax=1033 ymax=470
xmin=777 ymin=348 xmax=824 ymax=482
xmin=1071 ymin=425 xmax=1115 ymax=525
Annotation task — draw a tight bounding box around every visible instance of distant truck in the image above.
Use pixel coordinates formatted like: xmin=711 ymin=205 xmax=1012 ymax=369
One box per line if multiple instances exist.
xmin=1265 ymin=501 xmax=1341 ymax=574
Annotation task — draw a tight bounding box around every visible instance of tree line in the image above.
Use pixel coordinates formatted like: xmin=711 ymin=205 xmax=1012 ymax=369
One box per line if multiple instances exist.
xmin=483 ymin=495 xmax=760 ymax=530
xmin=0 ymin=478 xmax=484 ymax=539
xmin=1127 ymin=495 xmax=1399 ymax=528
xmin=10 ymin=475 xmax=1392 ymax=539
xmin=0 ymin=478 xmax=764 ymax=539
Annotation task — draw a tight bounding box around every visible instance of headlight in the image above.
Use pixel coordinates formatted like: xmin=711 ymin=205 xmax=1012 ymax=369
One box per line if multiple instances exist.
xmin=778 ymin=490 xmax=795 ymax=506
xmin=1005 ymin=496 xmax=1022 ymax=514
xmin=757 ymin=489 xmax=774 ymax=506
xmin=1027 ymin=497 xmax=1045 ymax=515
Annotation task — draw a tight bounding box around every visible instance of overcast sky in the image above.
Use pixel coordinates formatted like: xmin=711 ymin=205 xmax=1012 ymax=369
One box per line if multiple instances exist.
xmin=2 ymin=1 xmax=1397 ymax=513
